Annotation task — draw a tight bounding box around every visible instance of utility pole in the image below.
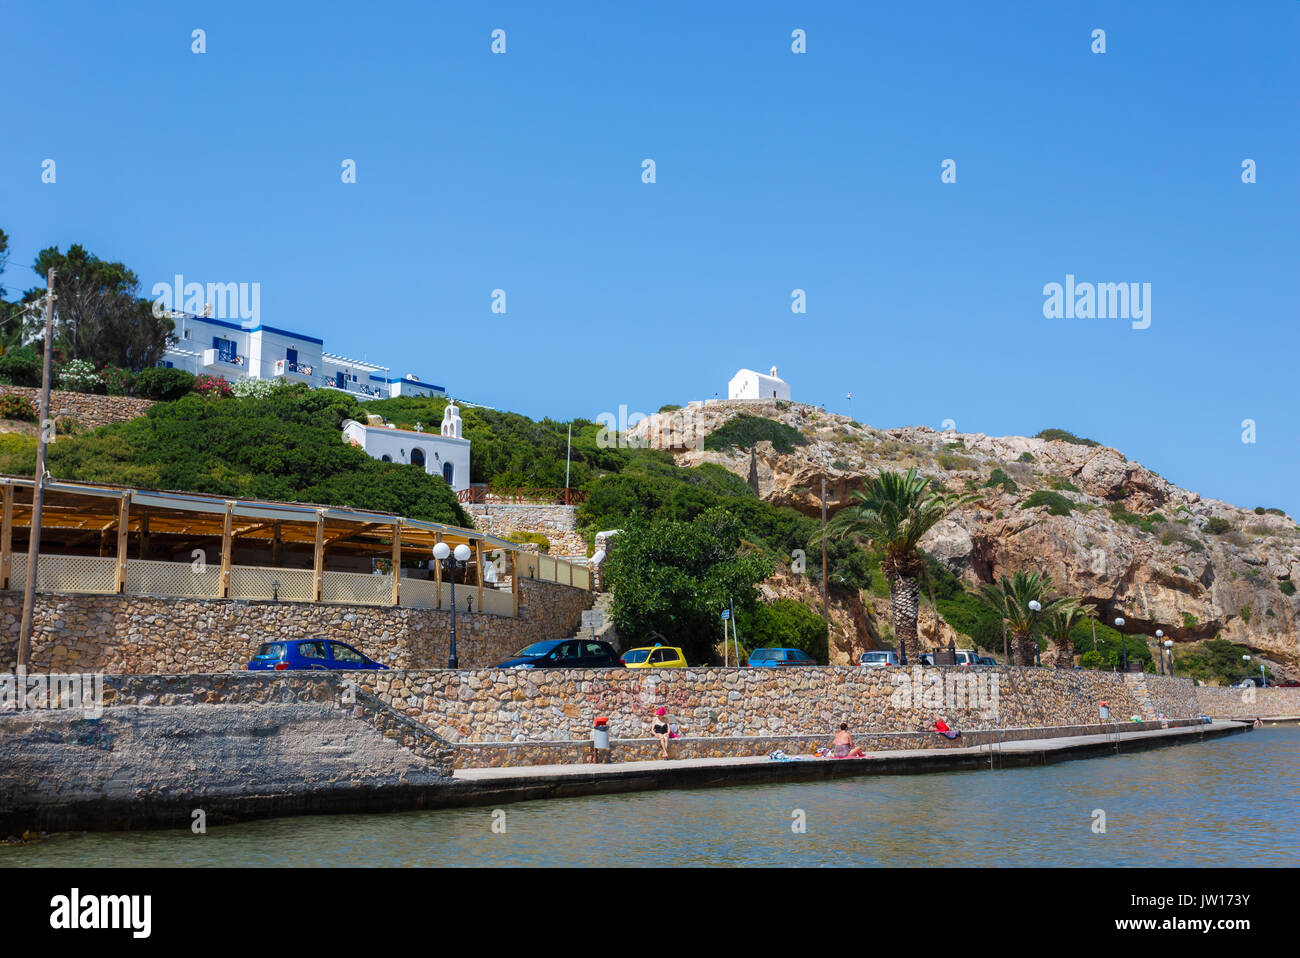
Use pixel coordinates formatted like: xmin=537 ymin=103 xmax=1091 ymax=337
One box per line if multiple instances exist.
xmin=820 ymin=477 xmax=829 ymax=624
xmin=18 ymin=268 xmax=55 ymax=670
xmin=564 ymin=422 xmax=571 ymax=502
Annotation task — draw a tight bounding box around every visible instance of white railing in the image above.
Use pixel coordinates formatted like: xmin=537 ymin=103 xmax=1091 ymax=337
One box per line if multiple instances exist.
xmin=2 ymin=554 xmax=520 ymax=616
xmin=9 ymin=554 xmax=118 ymax=594
xmin=124 ymin=558 xmax=222 ymax=598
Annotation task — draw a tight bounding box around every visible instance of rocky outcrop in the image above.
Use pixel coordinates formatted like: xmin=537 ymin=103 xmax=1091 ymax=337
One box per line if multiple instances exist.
xmin=628 ymin=400 xmax=1300 ymax=673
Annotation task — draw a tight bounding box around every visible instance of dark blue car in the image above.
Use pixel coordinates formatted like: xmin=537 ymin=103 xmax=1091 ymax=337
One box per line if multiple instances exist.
xmin=246 ymin=638 xmax=389 ymax=671
xmin=496 ymin=638 xmax=622 ymax=669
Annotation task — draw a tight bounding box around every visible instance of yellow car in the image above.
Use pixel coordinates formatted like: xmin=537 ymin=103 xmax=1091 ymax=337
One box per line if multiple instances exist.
xmin=620 ymin=645 xmax=688 ymax=668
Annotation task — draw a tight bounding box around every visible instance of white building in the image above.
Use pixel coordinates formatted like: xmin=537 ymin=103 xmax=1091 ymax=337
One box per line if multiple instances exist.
xmin=342 ymin=400 xmax=471 ymax=492
xmin=728 ymin=365 xmax=790 ymax=401
xmin=160 ymin=313 xmax=448 ymax=402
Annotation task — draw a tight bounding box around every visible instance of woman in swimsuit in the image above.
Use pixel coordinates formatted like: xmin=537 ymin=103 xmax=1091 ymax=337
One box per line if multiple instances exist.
xmin=652 ymin=706 xmax=671 ymax=758
xmin=831 ymin=723 xmax=865 ymax=758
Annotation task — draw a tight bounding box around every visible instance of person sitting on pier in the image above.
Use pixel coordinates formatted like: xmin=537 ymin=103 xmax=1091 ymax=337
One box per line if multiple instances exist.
xmin=830 ymin=723 xmax=866 ymax=758
xmin=932 ymin=717 xmax=961 ymax=739
xmin=652 ymin=707 xmax=672 ymax=759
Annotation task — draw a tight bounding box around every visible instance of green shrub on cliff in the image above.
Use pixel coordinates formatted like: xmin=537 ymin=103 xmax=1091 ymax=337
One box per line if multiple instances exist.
xmin=1035 ymin=428 xmax=1100 ymax=447
xmin=1022 ymin=490 xmax=1073 ymax=516
xmin=703 ymin=415 xmax=808 ymax=455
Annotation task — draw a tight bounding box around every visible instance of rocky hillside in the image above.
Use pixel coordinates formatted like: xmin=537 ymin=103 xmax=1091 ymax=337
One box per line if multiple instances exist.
xmin=630 ymin=400 xmax=1300 ymax=674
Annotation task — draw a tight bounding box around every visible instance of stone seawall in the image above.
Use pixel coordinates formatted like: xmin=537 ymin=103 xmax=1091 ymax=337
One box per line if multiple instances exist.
xmin=0 ymin=577 xmax=594 ymax=673
xmin=358 ymin=666 xmax=1201 ymax=745
xmin=0 ymin=386 xmax=154 ymax=429
xmin=1194 ymin=685 xmax=1300 ymax=719
xmin=463 ymin=503 xmax=587 ymax=557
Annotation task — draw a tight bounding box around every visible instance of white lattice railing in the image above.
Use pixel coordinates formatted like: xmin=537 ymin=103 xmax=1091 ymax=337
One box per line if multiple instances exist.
xmin=401 ymin=577 xmax=439 ymax=609
xmin=229 ymin=565 xmax=315 ymax=602
xmin=321 ymin=570 xmax=392 ymax=606
xmin=3 ymin=554 xmax=521 ymax=616
xmin=124 ymin=559 xmax=222 ymax=598
xmin=8 ymin=554 xmax=119 ymax=594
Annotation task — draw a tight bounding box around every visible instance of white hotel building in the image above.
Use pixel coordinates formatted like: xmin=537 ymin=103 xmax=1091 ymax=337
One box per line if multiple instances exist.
xmin=159 ymin=313 xmax=447 ymax=401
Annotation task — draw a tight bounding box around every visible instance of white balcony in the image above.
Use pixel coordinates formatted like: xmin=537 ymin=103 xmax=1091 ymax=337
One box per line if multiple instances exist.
xmin=273 ymin=358 xmax=315 ymax=381
xmin=202 ymin=348 xmax=246 ymax=370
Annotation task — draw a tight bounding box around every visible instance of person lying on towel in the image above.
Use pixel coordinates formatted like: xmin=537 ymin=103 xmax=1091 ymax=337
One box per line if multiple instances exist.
xmin=933 ymin=718 xmax=961 ymax=739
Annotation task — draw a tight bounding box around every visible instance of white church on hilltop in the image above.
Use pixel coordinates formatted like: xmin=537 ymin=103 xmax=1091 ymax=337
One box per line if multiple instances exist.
xmin=343 ymin=400 xmax=471 ymax=493
xmin=728 ymin=365 xmax=790 ymax=402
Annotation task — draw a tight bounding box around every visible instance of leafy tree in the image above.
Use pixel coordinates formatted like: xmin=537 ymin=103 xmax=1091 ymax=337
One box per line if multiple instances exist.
xmin=819 ymin=468 xmax=976 ymax=664
xmin=27 ymin=245 xmax=174 ymax=370
xmin=737 ymin=598 xmax=829 ymax=663
xmin=604 ymin=506 xmax=773 ymax=663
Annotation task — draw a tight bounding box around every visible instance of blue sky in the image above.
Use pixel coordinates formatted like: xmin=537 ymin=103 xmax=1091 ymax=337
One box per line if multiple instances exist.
xmin=2 ymin=1 xmax=1297 ymax=512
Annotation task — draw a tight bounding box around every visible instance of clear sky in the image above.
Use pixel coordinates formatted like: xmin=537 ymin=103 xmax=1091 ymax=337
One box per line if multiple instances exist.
xmin=2 ymin=2 xmax=1296 ymax=512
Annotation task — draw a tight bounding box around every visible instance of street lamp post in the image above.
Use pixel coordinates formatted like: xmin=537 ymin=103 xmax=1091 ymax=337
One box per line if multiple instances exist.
xmin=433 ymin=541 xmax=473 ymax=669
xmin=1155 ymin=629 xmax=1164 ymax=675
xmin=1028 ymin=600 xmax=1042 ymax=667
xmin=1164 ymin=639 xmax=1174 ymax=677
xmin=1115 ymin=617 xmax=1127 ymax=672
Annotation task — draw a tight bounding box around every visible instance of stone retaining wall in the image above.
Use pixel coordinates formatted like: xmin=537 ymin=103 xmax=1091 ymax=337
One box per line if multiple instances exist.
xmin=0 ymin=386 xmax=154 ymax=429
xmin=0 ymin=577 xmax=594 ymax=673
xmin=1194 ymin=685 xmax=1300 ymax=719
xmin=358 ymin=666 xmax=1200 ymax=745
xmin=463 ymin=503 xmax=587 ymax=557
xmin=454 ymin=718 xmax=1208 ymax=768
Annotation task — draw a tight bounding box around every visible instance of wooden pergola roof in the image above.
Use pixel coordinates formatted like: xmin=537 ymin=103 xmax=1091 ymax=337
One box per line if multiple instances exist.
xmin=0 ymin=475 xmax=517 ymax=559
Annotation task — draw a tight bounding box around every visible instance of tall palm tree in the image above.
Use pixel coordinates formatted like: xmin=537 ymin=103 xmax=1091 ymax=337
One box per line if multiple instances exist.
xmin=1043 ymin=600 xmax=1097 ymax=668
xmin=978 ymin=571 xmax=1073 ymax=665
xmin=821 ymin=468 xmax=975 ymax=665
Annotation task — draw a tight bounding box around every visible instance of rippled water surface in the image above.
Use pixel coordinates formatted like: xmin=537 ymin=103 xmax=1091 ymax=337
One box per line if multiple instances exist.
xmin=4 ymin=726 xmax=1296 ymax=867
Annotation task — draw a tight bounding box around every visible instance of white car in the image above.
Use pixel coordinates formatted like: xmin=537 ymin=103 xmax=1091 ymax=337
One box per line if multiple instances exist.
xmin=859 ymin=650 xmax=901 ymax=667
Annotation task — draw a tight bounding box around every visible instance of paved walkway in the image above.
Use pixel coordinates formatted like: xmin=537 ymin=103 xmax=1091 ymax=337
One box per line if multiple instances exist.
xmin=454 ymin=720 xmax=1246 ymax=782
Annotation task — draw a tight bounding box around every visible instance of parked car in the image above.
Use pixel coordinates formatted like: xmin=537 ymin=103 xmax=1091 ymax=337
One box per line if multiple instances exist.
xmin=621 ymin=645 xmax=688 ymax=668
xmin=859 ymin=650 xmax=901 ymax=667
xmin=246 ymin=638 xmax=388 ymax=671
xmin=952 ymin=650 xmax=981 ymax=666
xmin=977 ymin=655 xmax=998 ymax=666
xmin=496 ymin=638 xmax=622 ymax=669
xmin=1275 ymin=678 xmax=1300 ymax=688
xmin=747 ymin=647 xmax=816 ymax=668
xmin=915 ymin=652 xmax=936 ymax=666
xmin=1232 ymin=677 xmax=1264 ymax=688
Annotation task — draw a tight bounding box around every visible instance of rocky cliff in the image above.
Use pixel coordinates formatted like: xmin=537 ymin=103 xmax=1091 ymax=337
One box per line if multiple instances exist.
xmin=631 ymin=400 xmax=1300 ymax=673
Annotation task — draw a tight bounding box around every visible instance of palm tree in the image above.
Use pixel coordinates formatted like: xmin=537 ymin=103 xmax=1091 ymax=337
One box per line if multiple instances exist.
xmin=978 ymin=571 xmax=1073 ymax=665
xmin=1043 ymin=600 xmax=1097 ymax=668
xmin=820 ymin=468 xmax=975 ymax=665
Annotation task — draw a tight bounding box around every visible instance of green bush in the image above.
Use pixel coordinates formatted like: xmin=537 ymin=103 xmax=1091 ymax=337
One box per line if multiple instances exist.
xmin=1109 ymin=503 xmax=1163 ymax=534
xmin=1035 ymin=428 xmax=1100 ymax=447
xmin=0 ymin=393 xmax=38 ymax=421
xmin=703 ymin=415 xmax=808 ymax=455
xmin=736 ymin=598 xmax=829 ymax=664
xmin=1048 ymin=477 xmax=1081 ymax=493
xmin=984 ymin=468 xmax=1018 ymax=493
xmin=0 ymin=347 xmax=42 ymax=387
xmin=99 ymin=366 xmax=136 ymax=396
xmin=657 ymin=404 xmax=682 ymax=413
xmin=1022 ymin=490 xmax=1073 ymax=516
xmin=1017 ymin=452 xmax=1035 ymax=462
xmin=1281 ymin=580 xmax=1296 ymax=597
xmin=505 ymin=531 xmax=551 ymax=553
xmin=939 ymin=452 xmax=977 ymax=471
xmin=1204 ymin=517 xmax=1232 ymax=535
xmin=134 ymin=366 xmax=196 ymax=401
